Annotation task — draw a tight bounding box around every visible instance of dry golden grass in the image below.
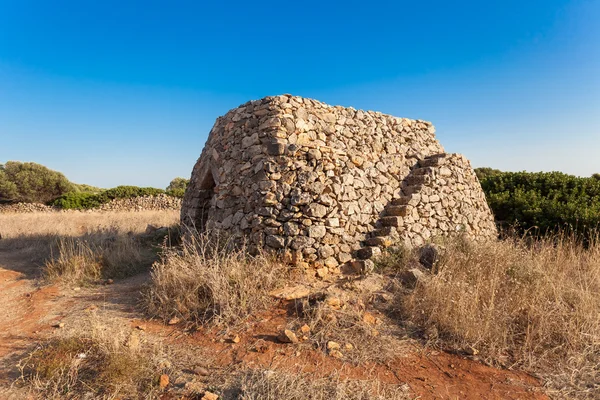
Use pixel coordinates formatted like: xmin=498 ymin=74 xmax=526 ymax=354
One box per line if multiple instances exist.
xmin=143 ymin=230 xmax=289 ymax=327
xmin=291 ymin=295 xmax=398 ymax=364
xmin=396 ymin=235 xmax=600 ymax=399
xmin=0 ymin=210 xmax=180 ymax=284
xmin=18 ymin=314 xmax=172 ymax=400
xmin=232 ymin=368 xmax=411 ymax=400
xmin=43 ymin=232 xmax=153 ymax=285
xmin=0 ymin=210 xmax=179 ymax=240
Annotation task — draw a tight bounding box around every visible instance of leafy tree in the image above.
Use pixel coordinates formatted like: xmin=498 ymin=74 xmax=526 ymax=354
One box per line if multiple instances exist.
xmin=592 ymin=173 xmax=600 ymax=181
xmin=0 ymin=167 xmax=18 ymax=202
xmin=166 ymin=177 xmax=189 ymax=192
xmin=0 ymin=161 xmax=74 ymax=203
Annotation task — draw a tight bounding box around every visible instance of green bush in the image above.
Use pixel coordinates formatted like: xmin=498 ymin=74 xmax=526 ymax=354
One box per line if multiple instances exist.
xmin=98 ymin=186 xmax=165 ymax=202
xmin=0 ymin=161 xmax=74 ymax=203
xmin=51 ymin=192 xmax=105 ymax=210
xmin=166 ymin=188 xmax=185 ymax=198
xmin=51 ymin=186 xmax=173 ymax=210
xmin=479 ymin=170 xmax=600 ymax=239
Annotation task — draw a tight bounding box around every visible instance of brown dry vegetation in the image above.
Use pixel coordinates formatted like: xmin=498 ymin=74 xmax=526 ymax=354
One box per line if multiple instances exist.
xmin=232 ymin=369 xmax=411 ymax=400
xmin=143 ymin=231 xmax=289 ymax=327
xmin=18 ymin=314 xmax=172 ymax=399
xmin=0 ymin=210 xmax=179 ymax=284
xmin=3 ymin=209 xmax=598 ymax=398
xmin=395 ymin=235 xmax=600 ymax=399
xmin=0 ymin=210 xmax=179 ymax=239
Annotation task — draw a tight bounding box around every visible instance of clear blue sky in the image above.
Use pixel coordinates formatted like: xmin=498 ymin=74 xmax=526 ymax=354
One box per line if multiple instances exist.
xmin=1 ymin=0 xmax=598 ymax=188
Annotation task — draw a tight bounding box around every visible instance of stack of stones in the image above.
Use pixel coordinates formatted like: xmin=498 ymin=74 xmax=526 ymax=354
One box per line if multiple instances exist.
xmin=0 ymin=203 xmax=57 ymax=213
xmin=97 ymin=194 xmax=182 ymax=212
xmin=0 ymin=194 xmax=181 ymax=214
xmin=181 ymin=95 xmax=497 ymax=275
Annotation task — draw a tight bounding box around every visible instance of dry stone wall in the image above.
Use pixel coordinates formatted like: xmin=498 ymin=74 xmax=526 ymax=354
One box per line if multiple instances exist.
xmin=182 ymin=95 xmax=497 ymax=273
xmin=0 ymin=194 xmax=181 ymax=214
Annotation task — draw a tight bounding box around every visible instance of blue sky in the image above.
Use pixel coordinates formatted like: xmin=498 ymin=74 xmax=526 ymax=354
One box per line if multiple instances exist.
xmin=1 ymin=0 xmax=598 ymax=188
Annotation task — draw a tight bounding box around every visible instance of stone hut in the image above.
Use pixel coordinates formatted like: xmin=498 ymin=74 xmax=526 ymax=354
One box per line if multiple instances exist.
xmin=181 ymin=95 xmax=497 ymax=272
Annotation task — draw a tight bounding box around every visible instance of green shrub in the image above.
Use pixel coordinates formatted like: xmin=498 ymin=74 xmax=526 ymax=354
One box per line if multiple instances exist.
xmin=98 ymin=186 xmax=165 ymax=202
xmin=166 ymin=188 xmax=185 ymax=198
xmin=51 ymin=192 xmax=105 ymax=210
xmin=479 ymin=170 xmax=600 ymax=239
xmin=0 ymin=161 xmax=74 ymax=203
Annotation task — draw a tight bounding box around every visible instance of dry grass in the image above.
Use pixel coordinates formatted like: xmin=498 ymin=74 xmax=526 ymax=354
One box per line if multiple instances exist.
xmin=43 ymin=231 xmax=153 ymax=285
xmin=0 ymin=210 xmax=180 ymax=284
xmin=291 ymin=294 xmax=398 ymax=364
xmin=396 ymin=234 xmax=600 ymax=398
xmin=143 ymin=230 xmax=289 ymax=327
xmin=0 ymin=210 xmax=179 ymax=240
xmin=231 ymin=368 xmax=411 ymax=400
xmin=18 ymin=314 xmax=172 ymax=400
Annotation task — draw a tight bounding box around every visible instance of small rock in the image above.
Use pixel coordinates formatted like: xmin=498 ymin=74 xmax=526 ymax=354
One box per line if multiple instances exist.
xmin=327 ymin=341 xmax=340 ymax=350
xmin=193 ymin=366 xmax=210 ymax=376
xmin=53 ymin=322 xmax=65 ymax=329
xmin=202 ymin=391 xmax=219 ymax=400
xmin=465 ymin=346 xmax=479 ymax=356
xmin=419 ymin=244 xmax=441 ymax=270
xmin=168 ymin=317 xmax=180 ymax=325
xmin=269 ymin=286 xmax=311 ymax=300
xmin=362 ymin=312 xmax=377 ymax=325
xmin=300 ymin=324 xmax=311 ymax=334
xmin=159 ymin=374 xmax=169 ymax=389
xmin=278 ymin=329 xmax=299 ymax=344
xmin=316 ymin=267 xmax=328 ymax=279
xmin=399 ymin=268 xmax=427 ymax=288
xmin=231 ymin=335 xmax=241 ymax=344
xmin=105 ymin=278 xmax=114 ymax=285
xmin=344 ymin=343 xmax=354 ymax=350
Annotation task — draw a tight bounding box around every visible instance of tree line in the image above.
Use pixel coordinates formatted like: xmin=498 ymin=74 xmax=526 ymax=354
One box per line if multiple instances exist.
xmin=0 ymin=161 xmax=189 ymax=209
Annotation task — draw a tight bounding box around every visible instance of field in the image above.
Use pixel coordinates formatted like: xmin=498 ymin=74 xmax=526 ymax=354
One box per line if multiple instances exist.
xmin=0 ymin=209 xmax=598 ymax=399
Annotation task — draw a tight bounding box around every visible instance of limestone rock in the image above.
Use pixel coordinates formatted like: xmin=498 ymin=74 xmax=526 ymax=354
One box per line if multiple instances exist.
xmin=179 ymin=95 xmax=497 ymax=274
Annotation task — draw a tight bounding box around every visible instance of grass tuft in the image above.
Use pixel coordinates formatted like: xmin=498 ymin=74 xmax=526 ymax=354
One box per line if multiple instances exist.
xmin=142 ymin=230 xmax=289 ymax=327
xmin=18 ymin=315 xmax=172 ymax=399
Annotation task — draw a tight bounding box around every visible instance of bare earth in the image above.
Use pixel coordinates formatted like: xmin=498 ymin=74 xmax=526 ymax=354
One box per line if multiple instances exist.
xmin=0 ymin=246 xmax=548 ymax=400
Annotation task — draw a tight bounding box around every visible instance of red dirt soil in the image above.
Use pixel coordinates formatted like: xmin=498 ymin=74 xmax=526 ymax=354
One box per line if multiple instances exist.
xmin=0 ymin=249 xmax=548 ymax=399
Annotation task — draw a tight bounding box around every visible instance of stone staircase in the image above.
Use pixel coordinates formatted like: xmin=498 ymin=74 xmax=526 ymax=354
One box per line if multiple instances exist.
xmin=353 ymin=153 xmax=448 ymax=267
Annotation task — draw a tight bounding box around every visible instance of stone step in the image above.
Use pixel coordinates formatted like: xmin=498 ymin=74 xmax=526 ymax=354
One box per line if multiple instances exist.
xmin=380 ymin=216 xmax=404 ymax=227
xmin=403 ymin=185 xmax=422 ymax=196
xmin=405 ymin=175 xmax=430 ymax=185
xmin=411 ymin=167 xmax=435 ymax=176
xmin=356 ymin=246 xmax=382 ymax=260
xmin=391 ymin=196 xmax=410 ymax=206
xmin=385 ymin=205 xmax=409 ymax=217
xmin=365 ymin=236 xmax=393 ymax=248
xmin=419 ymin=154 xmax=447 ymax=167
xmin=371 ymin=226 xmax=395 ymax=237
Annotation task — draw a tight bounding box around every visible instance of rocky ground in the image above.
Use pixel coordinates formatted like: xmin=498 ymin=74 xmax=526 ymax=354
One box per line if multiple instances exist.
xmin=0 ymin=244 xmax=549 ymax=399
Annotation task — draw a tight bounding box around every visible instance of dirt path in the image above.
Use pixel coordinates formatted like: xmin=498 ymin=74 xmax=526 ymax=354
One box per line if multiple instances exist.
xmin=0 ymin=248 xmax=549 ymax=400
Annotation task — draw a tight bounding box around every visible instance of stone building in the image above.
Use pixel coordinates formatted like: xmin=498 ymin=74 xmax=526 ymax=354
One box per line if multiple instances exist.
xmin=181 ymin=95 xmax=497 ymax=272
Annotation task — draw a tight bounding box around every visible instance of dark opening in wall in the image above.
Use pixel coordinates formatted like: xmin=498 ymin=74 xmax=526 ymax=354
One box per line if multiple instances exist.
xmin=195 ymin=168 xmax=216 ymax=232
